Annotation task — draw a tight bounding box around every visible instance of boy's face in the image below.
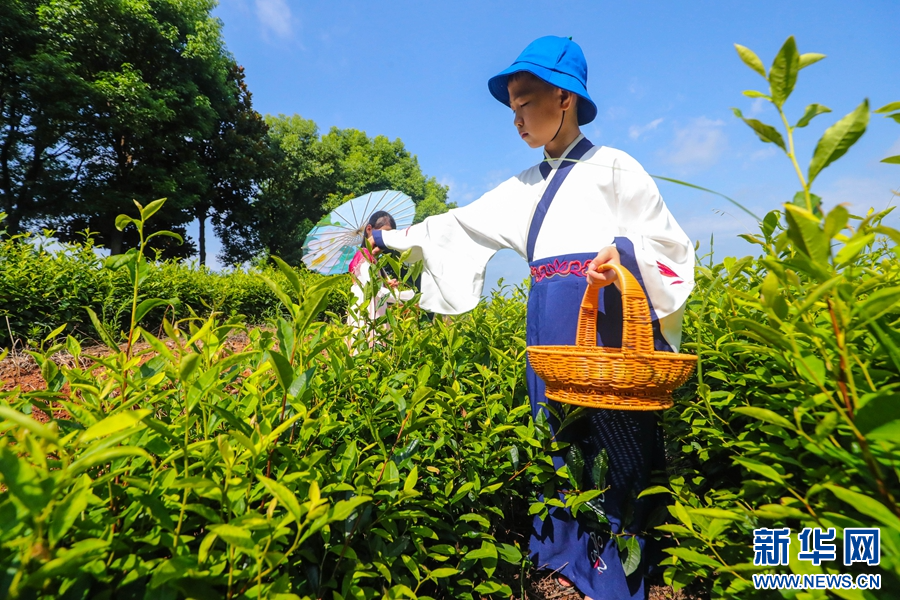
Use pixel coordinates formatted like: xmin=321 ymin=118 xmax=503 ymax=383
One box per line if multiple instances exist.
xmin=507 ymin=74 xmax=574 ymax=149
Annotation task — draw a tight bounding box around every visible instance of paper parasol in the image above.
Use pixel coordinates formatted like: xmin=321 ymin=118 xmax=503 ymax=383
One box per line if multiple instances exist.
xmin=301 ymin=190 xmax=416 ymax=275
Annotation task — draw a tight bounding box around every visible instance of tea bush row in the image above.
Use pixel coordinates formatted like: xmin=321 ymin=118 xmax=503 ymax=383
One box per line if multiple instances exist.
xmin=0 ymin=229 xmax=349 ymax=348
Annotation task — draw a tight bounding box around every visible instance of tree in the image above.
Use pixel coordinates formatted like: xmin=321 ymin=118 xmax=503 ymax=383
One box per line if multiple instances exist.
xmin=218 ymin=114 xmax=454 ymax=265
xmin=198 ymin=64 xmax=271 ymax=266
xmin=0 ymin=0 xmax=88 ymax=234
xmin=1 ymin=0 xmax=264 ymax=259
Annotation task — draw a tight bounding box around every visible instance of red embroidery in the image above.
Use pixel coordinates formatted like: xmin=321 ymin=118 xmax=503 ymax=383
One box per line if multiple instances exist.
xmin=530 ymin=259 xmax=590 ymax=283
xmin=657 ymin=260 xmax=679 ymax=278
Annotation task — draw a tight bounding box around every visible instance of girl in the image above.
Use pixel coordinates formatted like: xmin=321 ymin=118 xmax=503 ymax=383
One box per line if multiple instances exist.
xmin=369 ymin=37 xmax=694 ymax=600
xmin=347 ymin=210 xmax=415 ymax=349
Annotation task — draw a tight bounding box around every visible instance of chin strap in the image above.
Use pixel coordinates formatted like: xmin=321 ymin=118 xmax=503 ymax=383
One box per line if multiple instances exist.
xmin=549 ymin=109 xmax=566 ymax=143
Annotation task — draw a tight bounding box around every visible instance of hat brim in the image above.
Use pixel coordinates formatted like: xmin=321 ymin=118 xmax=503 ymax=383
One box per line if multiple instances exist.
xmin=488 ymin=62 xmax=598 ymax=126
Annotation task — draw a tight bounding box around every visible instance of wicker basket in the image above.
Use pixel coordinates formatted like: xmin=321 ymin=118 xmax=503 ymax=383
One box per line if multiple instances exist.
xmin=527 ymin=263 xmax=696 ymax=411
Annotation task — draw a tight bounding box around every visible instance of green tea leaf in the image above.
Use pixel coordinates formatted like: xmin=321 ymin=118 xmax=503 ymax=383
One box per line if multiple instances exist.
xmin=0 ymin=447 xmax=51 ymax=512
xmin=85 ymin=307 xmax=120 ymax=351
xmin=769 ymin=36 xmax=799 ymax=107
xmin=329 ymin=495 xmax=371 ymax=522
xmin=855 ymin=287 xmax=900 ymax=325
xmin=268 ymin=350 xmax=294 ymax=392
xmin=734 ymin=457 xmax=785 ymax=484
xmin=591 ymin=448 xmax=609 ymax=488
xmin=429 ymin=567 xmax=459 ymax=579
xmin=795 ymin=103 xmax=831 ymax=128
xmin=272 ymin=256 xmax=303 ymax=297
xmin=140 ymin=198 xmax=166 ymax=221
xmin=0 ymin=405 xmax=58 ymax=441
xmin=672 ymin=501 xmax=693 ymax=531
xmin=465 ymin=540 xmax=498 ymax=560
xmin=734 ymin=44 xmax=766 ymax=78
xmin=208 ymin=523 xmax=255 ymax=550
xmin=258 ymin=475 xmax=303 ymax=522
xmin=637 ymin=485 xmax=671 ymax=499
xmin=565 ymin=443 xmax=585 ymax=490
xmin=81 ymin=409 xmax=151 ymax=442
xmin=823 ymin=204 xmax=850 ymax=239
xmin=179 ymin=352 xmax=201 ymax=382
xmin=732 ymin=108 xmax=786 ymax=151
xmin=784 ymin=204 xmax=829 ymax=264
xmin=622 ymin=536 xmax=641 ymax=576
xmin=134 ymin=298 xmax=173 ymax=324
xmin=69 ymin=447 xmax=153 ymax=476
xmin=808 ymin=100 xmax=870 ymax=184
xmin=24 ymin=539 xmax=108 ymax=584
xmin=835 ymin=233 xmax=875 ymax=265
xmin=497 ymin=543 xmax=523 ymax=564
xmin=867 ymin=420 xmax=900 ymax=442
xmin=824 ymin=485 xmax=900 ymax=533
xmin=689 ymin=507 xmax=741 ymax=520
xmin=665 ymin=547 xmax=723 ymax=568
xmin=144 ymin=230 xmax=183 ymax=244
xmin=798 ymin=53 xmax=826 ymax=70
xmin=732 ymin=406 xmax=794 ymax=431
xmin=854 ymin=394 xmax=900 ymax=435
xmin=115 ymin=214 xmax=136 ymax=232
xmin=874 ymin=101 xmax=900 ymax=114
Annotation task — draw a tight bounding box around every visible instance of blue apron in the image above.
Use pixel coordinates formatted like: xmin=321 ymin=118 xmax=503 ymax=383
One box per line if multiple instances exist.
xmin=525 ymin=139 xmax=669 ymax=600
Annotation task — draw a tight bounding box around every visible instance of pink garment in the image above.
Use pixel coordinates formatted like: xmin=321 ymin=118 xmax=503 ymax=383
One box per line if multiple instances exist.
xmin=346 ymin=248 xmax=415 ymax=350
xmin=347 ymin=247 xmax=375 ymax=275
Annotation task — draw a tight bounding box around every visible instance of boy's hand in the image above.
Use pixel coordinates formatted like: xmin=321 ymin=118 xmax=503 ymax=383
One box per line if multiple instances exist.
xmin=386 ymin=278 xmax=399 ymax=289
xmin=586 ymin=246 xmax=621 ymax=287
xmin=366 ymin=234 xmax=381 ymax=255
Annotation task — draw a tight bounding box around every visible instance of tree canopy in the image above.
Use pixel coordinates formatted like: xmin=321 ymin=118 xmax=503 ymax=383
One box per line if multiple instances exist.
xmin=1 ymin=0 xmax=269 ymax=259
xmin=1 ymin=1 xmax=451 ymax=266
xmin=217 ymin=115 xmax=453 ymax=266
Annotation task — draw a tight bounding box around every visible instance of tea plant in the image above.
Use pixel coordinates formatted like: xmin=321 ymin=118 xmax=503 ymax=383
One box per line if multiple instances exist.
xmin=0 ymin=201 xmax=567 ymax=599
xmin=658 ymin=37 xmax=900 ymax=598
xmin=0 ymin=212 xmax=348 ymax=349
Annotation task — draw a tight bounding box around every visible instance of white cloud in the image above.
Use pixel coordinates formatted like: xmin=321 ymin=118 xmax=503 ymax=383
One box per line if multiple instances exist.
xmin=817 ymin=176 xmax=900 ymax=217
xmin=663 ymin=117 xmax=727 ymax=171
xmin=679 ymin=211 xmax=763 ymax=260
xmin=629 ymin=117 xmax=664 ymax=140
xmin=886 ymin=134 xmax=900 ymax=160
xmin=748 ymin=98 xmax=767 ymax=117
xmin=440 ymin=176 xmax=477 ymax=207
xmin=750 ymin=146 xmax=778 ymax=161
xmin=255 ymin=0 xmax=293 ymax=38
xmin=606 ymin=106 xmax=628 ymax=120
xmin=628 ymin=79 xmax=645 ymax=99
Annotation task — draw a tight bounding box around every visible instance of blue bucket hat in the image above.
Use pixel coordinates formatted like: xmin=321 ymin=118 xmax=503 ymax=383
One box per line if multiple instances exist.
xmin=488 ymin=36 xmax=597 ymax=126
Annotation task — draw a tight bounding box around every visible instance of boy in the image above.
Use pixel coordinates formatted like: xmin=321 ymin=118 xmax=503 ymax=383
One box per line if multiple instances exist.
xmin=369 ymin=36 xmax=694 ymax=600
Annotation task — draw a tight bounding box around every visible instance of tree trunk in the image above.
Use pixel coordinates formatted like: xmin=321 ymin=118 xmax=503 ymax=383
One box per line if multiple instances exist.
xmin=198 ymin=212 xmax=207 ymax=266
xmin=109 ymin=227 xmax=124 ymax=255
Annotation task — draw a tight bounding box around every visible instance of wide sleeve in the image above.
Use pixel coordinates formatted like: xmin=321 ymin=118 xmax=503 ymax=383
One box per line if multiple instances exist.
xmin=347 ymin=258 xmax=372 ymax=328
xmin=611 ymin=153 xmax=695 ymax=350
xmin=373 ymin=176 xmax=531 ymax=314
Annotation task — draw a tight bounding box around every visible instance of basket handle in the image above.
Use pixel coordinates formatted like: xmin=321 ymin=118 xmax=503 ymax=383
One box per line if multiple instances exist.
xmin=575 ymin=263 xmax=655 ymax=353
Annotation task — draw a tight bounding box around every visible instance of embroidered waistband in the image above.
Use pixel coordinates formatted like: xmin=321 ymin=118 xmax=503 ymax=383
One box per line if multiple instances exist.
xmin=530 ymin=258 xmax=590 ymax=283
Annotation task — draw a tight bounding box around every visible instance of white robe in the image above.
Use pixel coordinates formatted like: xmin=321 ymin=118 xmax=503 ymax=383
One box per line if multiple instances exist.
xmin=347 ymin=255 xmax=416 ymax=345
xmin=375 ymin=134 xmax=695 ymax=350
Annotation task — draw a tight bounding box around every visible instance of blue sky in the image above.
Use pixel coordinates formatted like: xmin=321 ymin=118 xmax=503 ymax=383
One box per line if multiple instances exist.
xmin=200 ymin=0 xmax=900 ymax=292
